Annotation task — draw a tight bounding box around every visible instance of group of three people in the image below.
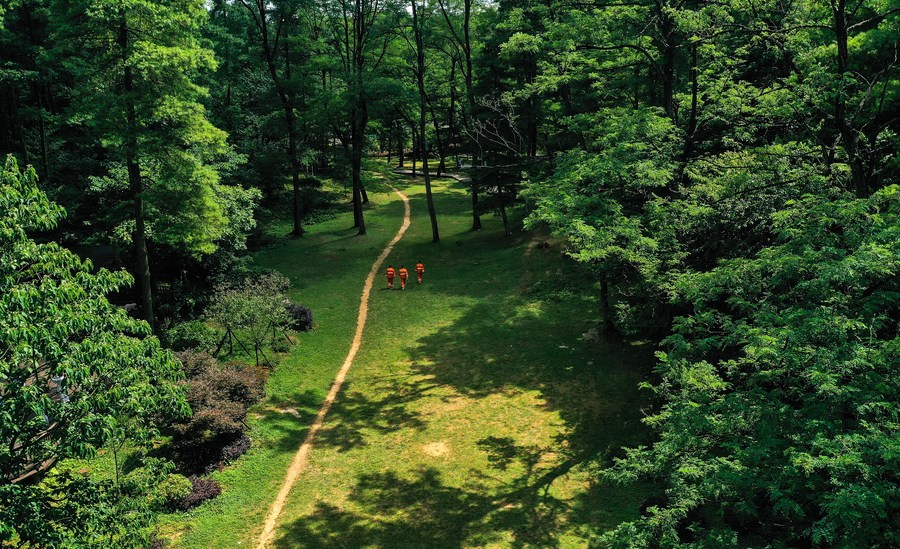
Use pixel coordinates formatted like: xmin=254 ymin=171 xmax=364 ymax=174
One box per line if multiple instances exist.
xmin=386 ymin=262 xmax=425 ymax=290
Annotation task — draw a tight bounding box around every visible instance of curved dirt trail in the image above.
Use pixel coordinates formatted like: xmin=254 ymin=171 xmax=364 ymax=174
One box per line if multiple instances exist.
xmin=255 ymin=189 xmax=411 ymax=549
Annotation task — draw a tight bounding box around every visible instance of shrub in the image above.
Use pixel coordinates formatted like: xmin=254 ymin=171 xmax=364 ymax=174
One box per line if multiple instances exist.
xmin=172 ymin=402 xmax=246 ymax=473
xmin=154 ymin=474 xmax=193 ymax=510
xmin=234 ymin=362 xmax=270 ymax=385
xmin=207 ymin=272 xmax=292 ymax=366
xmin=179 ymin=476 xmax=222 ymax=510
xmin=220 ymin=434 xmax=252 ymax=463
xmin=189 ymin=364 xmax=265 ymax=408
xmin=176 ymin=349 xmax=218 ymax=378
xmin=271 ymin=337 xmax=291 ymax=353
xmin=171 ymin=359 xmax=265 ymax=473
xmin=285 ymin=303 xmax=313 ymax=332
xmin=166 ymin=320 xmax=219 ymax=352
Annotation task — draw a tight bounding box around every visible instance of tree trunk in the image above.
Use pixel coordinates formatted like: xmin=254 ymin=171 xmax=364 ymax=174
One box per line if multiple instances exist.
xmin=120 ymin=14 xmax=155 ymax=332
xmin=678 ymin=40 xmax=699 ymax=187
xmin=499 ymin=204 xmax=510 ymax=236
xmin=36 ymin=85 xmax=49 ymax=183
xmin=287 ymin=107 xmax=303 ymax=236
xmin=833 ymin=0 xmax=869 ymax=198
xmin=448 ymin=59 xmax=458 ymax=167
xmin=283 ymin=37 xmax=303 ymax=236
xmin=350 ymin=106 xmax=367 ymax=234
xmin=428 ymin=101 xmax=447 ymax=175
xmin=462 ymin=0 xmax=481 ymax=229
xmin=24 ymin=4 xmax=49 ymax=181
xmin=241 ymin=0 xmax=304 ymax=235
xmin=412 ymin=0 xmax=440 ymax=243
xmin=410 ymin=123 xmax=418 ymax=175
xmin=600 ymin=272 xmax=613 ymax=333
xmin=351 ymin=120 xmax=365 ymax=233
xmin=658 ymin=8 xmax=677 ymax=120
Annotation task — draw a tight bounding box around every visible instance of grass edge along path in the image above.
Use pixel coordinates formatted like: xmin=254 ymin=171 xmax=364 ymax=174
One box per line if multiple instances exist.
xmin=255 ymin=188 xmax=412 ymax=549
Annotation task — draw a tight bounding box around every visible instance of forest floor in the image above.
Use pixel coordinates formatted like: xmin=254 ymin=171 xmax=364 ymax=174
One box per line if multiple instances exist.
xmin=163 ymin=161 xmax=654 ymax=548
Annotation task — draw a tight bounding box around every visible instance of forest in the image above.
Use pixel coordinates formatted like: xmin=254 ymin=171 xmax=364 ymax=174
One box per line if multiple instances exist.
xmin=1 ymin=0 xmax=898 ymax=546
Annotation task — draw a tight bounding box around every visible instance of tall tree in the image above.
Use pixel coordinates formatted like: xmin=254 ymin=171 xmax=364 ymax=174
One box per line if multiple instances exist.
xmin=409 ymin=0 xmax=440 ymax=242
xmin=320 ymin=0 xmax=398 ymax=235
xmin=238 ymin=0 xmax=308 ymax=236
xmin=52 ymin=0 xmax=230 ymax=331
xmin=436 ymin=0 xmax=482 ymax=229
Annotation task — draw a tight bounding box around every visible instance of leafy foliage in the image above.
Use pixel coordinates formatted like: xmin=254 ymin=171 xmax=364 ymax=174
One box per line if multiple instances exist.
xmin=208 ymin=271 xmax=293 ymax=365
xmin=285 ymin=303 xmax=314 ymax=332
xmin=179 ymin=475 xmax=222 ymax=510
xmin=603 ymin=187 xmax=900 ymax=546
xmin=170 ymin=351 xmax=265 ymax=473
xmin=0 ymin=156 xmax=188 ymax=544
xmin=153 ymin=473 xmax=194 ymax=510
xmin=166 ymin=320 xmax=220 ymax=352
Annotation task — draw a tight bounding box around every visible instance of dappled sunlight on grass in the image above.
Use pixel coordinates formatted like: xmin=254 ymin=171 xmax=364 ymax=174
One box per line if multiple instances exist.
xmin=269 ymin=165 xmax=655 ymax=547
xmin=169 ymin=162 xmax=655 ymax=548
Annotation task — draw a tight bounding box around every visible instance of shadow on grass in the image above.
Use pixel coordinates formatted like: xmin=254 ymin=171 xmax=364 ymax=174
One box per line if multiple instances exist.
xmin=269 ymin=173 xmax=654 ymax=545
xmin=255 ymin=389 xmax=324 ymax=453
xmin=273 ymin=456 xmax=583 ymax=549
xmin=313 ymin=378 xmax=435 ymax=452
xmin=408 ymin=296 xmax=653 ymax=460
xmin=272 ymin=292 xmax=653 ymax=547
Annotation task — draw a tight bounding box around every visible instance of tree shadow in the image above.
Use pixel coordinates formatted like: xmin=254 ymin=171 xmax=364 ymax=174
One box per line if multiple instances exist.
xmin=406 ymin=298 xmax=653 ymax=461
xmin=274 ymin=468 xmax=480 ymax=548
xmin=269 ymin=176 xmax=655 ymax=544
xmin=273 ymin=461 xmax=580 ymax=549
xmin=312 ymin=377 xmax=434 ymax=452
xmin=254 ymin=389 xmax=325 ymax=453
xmin=272 ymin=310 xmax=653 ymax=546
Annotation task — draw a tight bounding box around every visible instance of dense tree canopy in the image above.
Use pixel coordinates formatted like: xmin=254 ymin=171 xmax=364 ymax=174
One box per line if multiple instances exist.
xmin=0 ymin=0 xmax=897 ymax=545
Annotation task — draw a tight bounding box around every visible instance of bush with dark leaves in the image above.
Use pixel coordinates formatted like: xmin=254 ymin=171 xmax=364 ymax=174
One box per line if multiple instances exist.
xmin=221 ymin=434 xmax=252 ymax=463
xmin=172 ymin=401 xmax=246 ymax=473
xmin=170 ymin=352 xmax=265 ymax=473
xmin=188 ymin=363 xmax=265 ymax=408
xmin=179 ymin=476 xmax=222 ymax=510
xmin=285 ymin=303 xmax=313 ymax=332
xmin=176 ymin=349 xmax=218 ymax=378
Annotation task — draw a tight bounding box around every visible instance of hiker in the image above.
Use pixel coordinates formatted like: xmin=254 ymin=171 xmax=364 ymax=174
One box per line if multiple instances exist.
xmin=399 ymin=265 xmax=409 ymax=290
xmin=386 ymin=265 xmax=396 ymax=288
xmin=416 ymin=261 xmax=425 ymax=284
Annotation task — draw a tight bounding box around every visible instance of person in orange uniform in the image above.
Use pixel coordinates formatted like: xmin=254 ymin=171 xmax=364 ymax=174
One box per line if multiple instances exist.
xmin=386 ymin=265 xmax=396 ymax=288
xmin=398 ymin=265 xmax=409 ymax=290
xmin=415 ymin=261 xmax=425 ymax=284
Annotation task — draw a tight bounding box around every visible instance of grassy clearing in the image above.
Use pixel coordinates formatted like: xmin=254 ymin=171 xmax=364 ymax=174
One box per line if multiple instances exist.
xmin=167 ymin=161 xmax=653 ymax=547
xmin=268 ymin=165 xmax=654 ymax=547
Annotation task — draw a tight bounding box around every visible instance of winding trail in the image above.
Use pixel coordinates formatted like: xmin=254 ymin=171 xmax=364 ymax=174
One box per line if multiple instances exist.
xmin=255 ymin=189 xmax=411 ymax=549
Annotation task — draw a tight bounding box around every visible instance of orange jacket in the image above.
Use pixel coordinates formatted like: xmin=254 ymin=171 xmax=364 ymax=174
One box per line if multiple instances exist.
xmin=398 ymin=268 xmax=409 ymax=279
xmin=416 ymin=263 xmax=425 ymax=273
xmin=386 ymin=268 xmax=396 ymax=278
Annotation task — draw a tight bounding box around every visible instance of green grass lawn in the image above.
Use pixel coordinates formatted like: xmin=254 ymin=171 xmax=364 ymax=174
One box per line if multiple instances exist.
xmin=166 ymin=162 xmax=653 ymax=547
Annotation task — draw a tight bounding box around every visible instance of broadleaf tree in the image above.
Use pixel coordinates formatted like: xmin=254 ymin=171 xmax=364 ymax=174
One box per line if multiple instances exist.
xmin=0 ymin=156 xmax=189 ymax=545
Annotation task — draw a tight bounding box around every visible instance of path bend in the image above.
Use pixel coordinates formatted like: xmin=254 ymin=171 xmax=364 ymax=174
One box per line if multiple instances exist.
xmin=255 ymin=189 xmax=411 ymax=549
